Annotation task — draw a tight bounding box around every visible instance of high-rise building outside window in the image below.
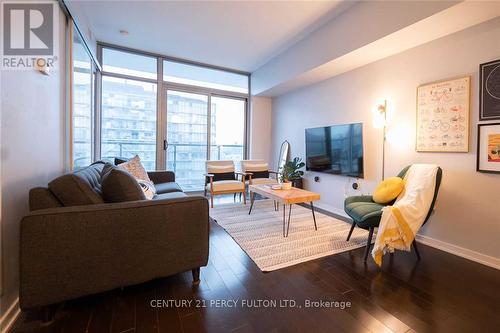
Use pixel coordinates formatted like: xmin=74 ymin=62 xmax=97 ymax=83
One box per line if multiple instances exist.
xmin=101 ymin=76 xmax=157 ymax=170
xmin=98 ymin=45 xmax=249 ymax=189
xmin=72 ymin=25 xmax=95 ymax=169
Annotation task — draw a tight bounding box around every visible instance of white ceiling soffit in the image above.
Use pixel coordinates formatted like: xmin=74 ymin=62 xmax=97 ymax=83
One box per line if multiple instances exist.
xmin=65 ymin=0 xmax=355 ymax=72
xmin=253 ymin=1 xmax=500 ymax=97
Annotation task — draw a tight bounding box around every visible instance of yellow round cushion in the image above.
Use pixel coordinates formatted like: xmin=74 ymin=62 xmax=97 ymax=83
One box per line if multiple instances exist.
xmin=373 ymin=177 xmax=405 ymax=204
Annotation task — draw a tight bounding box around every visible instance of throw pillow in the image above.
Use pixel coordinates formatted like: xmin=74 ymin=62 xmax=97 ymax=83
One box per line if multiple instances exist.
xmin=373 ymin=177 xmax=405 ymax=204
xmin=138 ymin=179 xmax=157 ymax=200
xmin=117 ymin=155 xmax=151 ymax=182
xmin=101 ymin=163 xmax=146 ymax=203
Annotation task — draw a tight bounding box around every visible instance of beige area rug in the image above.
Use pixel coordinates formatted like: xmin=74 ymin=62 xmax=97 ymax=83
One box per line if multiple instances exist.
xmin=210 ymin=200 xmax=371 ymax=272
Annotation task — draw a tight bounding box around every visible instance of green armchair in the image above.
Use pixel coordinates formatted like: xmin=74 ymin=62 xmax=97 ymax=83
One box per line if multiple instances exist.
xmin=344 ymin=165 xmax=442 ymax=262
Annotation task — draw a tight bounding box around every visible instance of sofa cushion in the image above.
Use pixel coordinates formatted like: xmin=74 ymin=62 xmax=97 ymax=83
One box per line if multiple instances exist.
xmin=154 ymin=192 xmax=188 ymax=200
xmin=48 ymin=162 xmax=105 ymax=206
xmin=155 ymin=182 xmax=183 ymax=194
xmin=101 ymin=164 xmax=146 ymax=203
xmin=29 ymin=187 xmax=63 ymax=211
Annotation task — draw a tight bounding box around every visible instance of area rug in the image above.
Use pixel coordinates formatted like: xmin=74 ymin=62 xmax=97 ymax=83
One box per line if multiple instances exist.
xmin=210 ymin=200 xmax=371 ymax=272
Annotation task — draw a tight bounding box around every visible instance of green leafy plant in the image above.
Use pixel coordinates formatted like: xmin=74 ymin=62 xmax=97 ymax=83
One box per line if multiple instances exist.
xmin=281 ymin=157 xmax=305 ymax=182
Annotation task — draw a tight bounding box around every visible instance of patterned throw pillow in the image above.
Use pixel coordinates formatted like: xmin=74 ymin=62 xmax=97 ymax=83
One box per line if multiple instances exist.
xmin=117 ymin=155 xmax=156 ymax=199
xmin=117 ymin=155 xmax=151 ymax=182
xmin=138 ymin=179 xmax=156 ymax=200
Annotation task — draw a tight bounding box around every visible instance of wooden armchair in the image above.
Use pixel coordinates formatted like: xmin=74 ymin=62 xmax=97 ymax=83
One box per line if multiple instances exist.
xmin=240 ymin=160 xmax=279 ymax=186
xmin=204 ymin=160 xmax=246 ymax=208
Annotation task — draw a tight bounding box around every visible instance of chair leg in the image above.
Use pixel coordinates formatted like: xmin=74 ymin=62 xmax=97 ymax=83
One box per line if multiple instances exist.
xmin=233 ymin=193 xmax=236 ymax=202
xmin=363 ymin=227 xmax=374 ymax=262
xmin=210 ymin=194 xmax=214 ymax=208
xmin=239 ymin=192 xmax=242 ymax=201
xmin=204 ymin=188 xmax=207 ymax=197
xmin=413 ymin=240 xmax=421 ymax=260
xmin=243 ymin=190 xmax=246 ymax=204
xmin=41 ymin=304 xmax=57 ymax=325
xmin=192 ymin=268 xmax=200 ymax=285
xmin=346 ymin=221 xmax=356 ymax=241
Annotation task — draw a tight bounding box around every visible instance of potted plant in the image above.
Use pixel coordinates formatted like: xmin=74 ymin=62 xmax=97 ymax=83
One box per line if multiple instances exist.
xmin=281 ymin=157 xmax=305 ymax=189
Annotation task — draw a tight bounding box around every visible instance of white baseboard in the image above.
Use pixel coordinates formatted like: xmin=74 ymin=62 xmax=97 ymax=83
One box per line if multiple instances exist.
xmin=0 ymin=297 xmax=20 ymax=333
xmin=316 ymin=204 xmax=500 ymax=270
xmin=314 ymin=202 xmax=350 ymax=220
xmin=415 ymin=234 xmax=500 ymax=270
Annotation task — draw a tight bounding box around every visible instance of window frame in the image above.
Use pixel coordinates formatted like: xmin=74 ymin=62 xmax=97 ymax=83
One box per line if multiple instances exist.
xmin=68 ymin=21 xmax=100 ymax=170
xmin=96 ymin=43 xmax=251 ymax=172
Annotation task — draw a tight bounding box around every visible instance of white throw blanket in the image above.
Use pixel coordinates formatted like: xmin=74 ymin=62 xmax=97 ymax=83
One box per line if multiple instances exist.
xmin=372 ymin=164 xmax=438 ymax=266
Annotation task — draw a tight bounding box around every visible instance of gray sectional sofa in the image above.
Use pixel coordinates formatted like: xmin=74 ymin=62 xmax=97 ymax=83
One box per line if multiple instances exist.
xmin=20 ymin=161 xmax=209 ymax=310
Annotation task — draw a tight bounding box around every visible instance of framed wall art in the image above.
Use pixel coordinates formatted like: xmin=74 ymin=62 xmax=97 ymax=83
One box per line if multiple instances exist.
xmin=477 ymin=123 xmax=500 ymax=174
xmin=416 ymin=76 xmax=470 ymax=152
xmin=480 ymin=59 xmax=500 ymax=120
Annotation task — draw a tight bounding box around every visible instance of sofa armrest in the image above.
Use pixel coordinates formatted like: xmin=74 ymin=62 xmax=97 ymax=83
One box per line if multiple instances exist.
xmin=20 ymin=196 xmax=209 ymax=309
xmin=147 ymin=170 xmax=175 ymax=183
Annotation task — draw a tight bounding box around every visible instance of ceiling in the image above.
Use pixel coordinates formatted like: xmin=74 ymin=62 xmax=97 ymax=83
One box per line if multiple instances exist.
xmin=66 ymin=0 xmax=355 ymax=72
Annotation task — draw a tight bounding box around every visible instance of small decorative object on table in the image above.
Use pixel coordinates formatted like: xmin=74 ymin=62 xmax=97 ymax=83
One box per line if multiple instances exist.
xmin=477 ymin=123 xmax=500 ymax=174
xmin=281 ymin=157 xmax=305 ymax=189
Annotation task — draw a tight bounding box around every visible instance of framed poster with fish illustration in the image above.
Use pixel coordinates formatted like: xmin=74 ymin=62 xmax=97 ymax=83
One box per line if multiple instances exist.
xmin=416 ymin=76 xmax=470 ymax=152
xmin=480 ymin=59 xmax=500 ymax=120
xmin=477 ymin=123 xmax=500 ymax=174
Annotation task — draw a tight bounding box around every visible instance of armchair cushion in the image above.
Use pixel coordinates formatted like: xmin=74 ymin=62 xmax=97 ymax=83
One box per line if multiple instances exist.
xmin=344 ymin=195 xmax=374 ymax=207
xmin=207 ymin=180 xmax=244 ymax=192
xmin=345 ymin=201 xmax=385 ymax=229
xmin=249 ymin=170 xmax=270 ymax=179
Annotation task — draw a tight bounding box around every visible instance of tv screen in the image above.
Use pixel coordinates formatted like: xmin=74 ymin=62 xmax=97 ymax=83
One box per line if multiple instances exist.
xmin=305 ymin=123 xmax=364 ymax=178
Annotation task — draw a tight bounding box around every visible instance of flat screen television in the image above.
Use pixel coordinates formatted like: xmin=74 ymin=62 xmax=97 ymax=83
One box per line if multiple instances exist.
xmin=305 ymin=123 xmax=364 ymax=178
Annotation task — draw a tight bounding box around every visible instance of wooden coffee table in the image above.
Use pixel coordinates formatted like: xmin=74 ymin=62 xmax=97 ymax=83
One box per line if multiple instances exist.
xmin=248 ymin=184 xmax=321 ymax=237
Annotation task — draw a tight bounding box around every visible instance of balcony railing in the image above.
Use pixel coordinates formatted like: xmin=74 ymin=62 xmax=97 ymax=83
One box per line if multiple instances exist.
xmin=75 ymin=140 xmax=244 ymax=191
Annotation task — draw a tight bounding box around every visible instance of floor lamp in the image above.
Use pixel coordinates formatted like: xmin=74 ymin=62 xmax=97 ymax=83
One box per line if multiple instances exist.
xmin=373 ymin=100 xmax=388 ymax=180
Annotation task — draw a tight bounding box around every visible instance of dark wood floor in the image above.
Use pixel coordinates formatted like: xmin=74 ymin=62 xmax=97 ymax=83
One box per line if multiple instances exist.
xmin=12 ymin=200 xmax=500 ymax=333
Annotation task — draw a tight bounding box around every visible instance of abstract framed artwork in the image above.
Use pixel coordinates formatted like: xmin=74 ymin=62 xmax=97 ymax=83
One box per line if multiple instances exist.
xmin=479 ymin=59 xmax=500 ymax=120
xmin=477 ymin=123 xmax=500 ymax=174
xmin=416 ymin=76 xmax=470 ymax=152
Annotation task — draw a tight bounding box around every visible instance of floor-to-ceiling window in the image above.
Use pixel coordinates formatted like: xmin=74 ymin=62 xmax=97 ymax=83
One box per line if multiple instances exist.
xmin=99 ymin=48 xmax=158 ymax=170
xmin=97 ymin=45 xmax=249 ymax=190
xmin=210 ymin=96 xmax=246 ymax=162
xmin=166 ymin=91 xmax=209 ymax=191
xmin=71 ymin=24 xmax=96 ymax=169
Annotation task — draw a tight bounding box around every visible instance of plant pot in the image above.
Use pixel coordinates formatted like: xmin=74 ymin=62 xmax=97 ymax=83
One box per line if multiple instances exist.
xmin=291 ymin=178 xmax=303 ymax=189
xmin=282 ymin=182 xmax=292 ymax=190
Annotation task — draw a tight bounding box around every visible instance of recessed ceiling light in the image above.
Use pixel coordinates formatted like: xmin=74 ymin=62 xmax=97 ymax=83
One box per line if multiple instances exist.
xmin=119 ymin=29 xmax=129 ymax=36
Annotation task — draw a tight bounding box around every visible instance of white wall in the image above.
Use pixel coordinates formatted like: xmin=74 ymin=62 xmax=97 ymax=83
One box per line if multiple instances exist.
xmin=0 ymin=8 xmax=67 ymax=323
xmin=250 ymin=96 xmax=272 ymax=163
xmin=272 ymin=18 xmax=500 ymax=262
